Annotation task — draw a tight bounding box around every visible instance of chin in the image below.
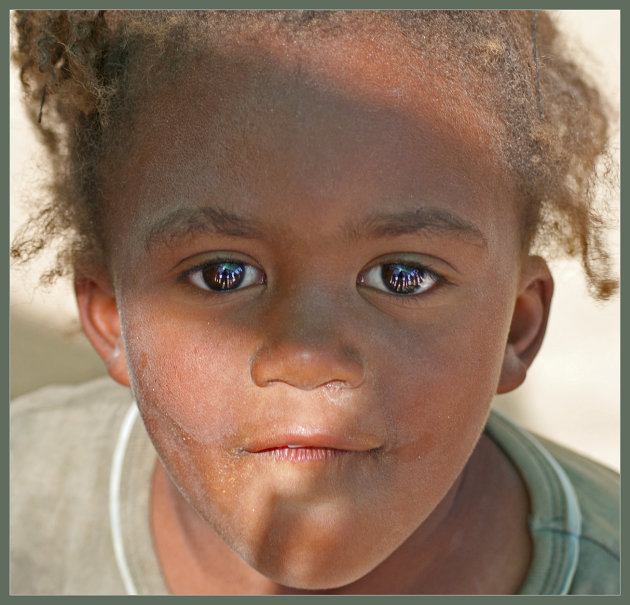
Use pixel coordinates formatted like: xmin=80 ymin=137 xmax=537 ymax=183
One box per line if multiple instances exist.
xmin=257 ymin=560 xmax=371 ymax=592
xmin=237 ymin=531 xmax=390 ymax=593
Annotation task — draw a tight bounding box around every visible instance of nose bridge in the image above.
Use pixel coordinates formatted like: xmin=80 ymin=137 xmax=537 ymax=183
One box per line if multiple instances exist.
xmin=250 ymin=279 xmax=365 ymax=390
xmin=272 ymin=278 xmax=342 ymax=335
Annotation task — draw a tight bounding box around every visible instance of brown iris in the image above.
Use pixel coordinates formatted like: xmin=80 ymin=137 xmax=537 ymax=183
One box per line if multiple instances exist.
xmin=382 ymin=264 xmax=427 ymax=294
xmin=202 ymin=262 xmax=245 ymax=291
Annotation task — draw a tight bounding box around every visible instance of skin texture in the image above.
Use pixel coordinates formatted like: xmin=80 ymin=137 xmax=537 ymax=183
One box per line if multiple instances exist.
xmin=76 ymin=33 xmax=553 ymax=594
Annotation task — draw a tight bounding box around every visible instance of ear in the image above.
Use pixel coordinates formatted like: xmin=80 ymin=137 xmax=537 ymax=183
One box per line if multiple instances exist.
xmin=497 ymin=256 xmax=554 ymax=394
xmin=75 ymin=276 xmax=131 ymax=387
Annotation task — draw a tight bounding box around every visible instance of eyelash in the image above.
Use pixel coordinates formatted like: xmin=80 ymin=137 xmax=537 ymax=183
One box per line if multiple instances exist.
xmin=182 ymin=258 xmax=445 ymax=297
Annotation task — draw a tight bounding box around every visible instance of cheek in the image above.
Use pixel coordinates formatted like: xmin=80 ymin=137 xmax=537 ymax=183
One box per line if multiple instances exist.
xmin=121 ymin=304 xmax=254 ymax=446
xmin=120 ymin=305 xmax=264 ymax=537
xmin=374 ymin=295 xmax=512 ymax=464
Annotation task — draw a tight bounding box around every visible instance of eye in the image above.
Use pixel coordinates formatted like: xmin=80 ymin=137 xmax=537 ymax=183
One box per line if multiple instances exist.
xmin=186 ymin=260 xmax=265 ymax=292
xmin=358 ymin=263 xmax=440 ymax=295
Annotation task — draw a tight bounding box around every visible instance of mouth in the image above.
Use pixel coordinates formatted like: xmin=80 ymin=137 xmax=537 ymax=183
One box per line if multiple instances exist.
xmin=242 ymin=431 xmax=382 ymax=462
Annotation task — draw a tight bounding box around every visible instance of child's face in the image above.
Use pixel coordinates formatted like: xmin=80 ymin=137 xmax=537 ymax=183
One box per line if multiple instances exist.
xmin=92 ymin=36 xmax=535 ymax=588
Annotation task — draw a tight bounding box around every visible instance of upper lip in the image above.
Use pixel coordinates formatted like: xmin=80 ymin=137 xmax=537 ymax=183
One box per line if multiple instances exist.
xmin=243 ymin=430 xmax=381 ymax=453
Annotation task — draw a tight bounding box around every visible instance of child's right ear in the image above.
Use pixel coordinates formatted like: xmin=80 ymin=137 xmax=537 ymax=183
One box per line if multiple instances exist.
xmin=75 ymin=276 xmax=131 ymax=387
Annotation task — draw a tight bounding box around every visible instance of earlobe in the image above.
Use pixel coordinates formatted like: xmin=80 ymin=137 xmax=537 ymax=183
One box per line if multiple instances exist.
xmin=497 ymin=256 xmax=554 ymax=394
xmin=75 ymin=276 xmax=131 ymax=387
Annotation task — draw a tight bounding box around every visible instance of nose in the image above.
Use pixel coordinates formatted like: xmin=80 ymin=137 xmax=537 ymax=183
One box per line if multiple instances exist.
xmin=250 ymin=340 xmax=365 ymax=390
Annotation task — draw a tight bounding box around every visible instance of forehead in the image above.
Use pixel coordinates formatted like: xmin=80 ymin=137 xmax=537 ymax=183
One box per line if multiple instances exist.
xmin=125 ymin=27 xmax=504 ymax=157
xmin=102 ymin=29 xmax=515 ymax=266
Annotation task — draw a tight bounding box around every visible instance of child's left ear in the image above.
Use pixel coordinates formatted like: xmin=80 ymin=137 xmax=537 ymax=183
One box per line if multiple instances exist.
xmin=497 ymin=256 xmax=554 ymax=394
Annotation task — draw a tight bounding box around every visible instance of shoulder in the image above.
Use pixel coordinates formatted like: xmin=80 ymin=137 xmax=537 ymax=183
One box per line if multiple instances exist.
xmin=11 ymin=376 xmax=133 ymax=421
xmin=11 ymin=377 xmax=135 ymax=472
xmin=486 ymin=411 xmax=619 ymax=595
xmin=11 ymin=377 xmax=134 ymax=453
xmin=536 ymin=437 xmax=619 ymax=545
xmin=535 ymin=436 xmax=620 ymax=595
xmin=11 ymin=377 xmax=135 ymax=478
xmin=10 ymin=378 xmax=135 ymax=594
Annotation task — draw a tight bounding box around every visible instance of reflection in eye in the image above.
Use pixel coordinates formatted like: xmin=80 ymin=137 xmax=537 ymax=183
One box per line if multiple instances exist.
xmin=359 ymin=263 xmax=439 ymax=295
xmin=187 ymin=261 xmax=264 ymax=292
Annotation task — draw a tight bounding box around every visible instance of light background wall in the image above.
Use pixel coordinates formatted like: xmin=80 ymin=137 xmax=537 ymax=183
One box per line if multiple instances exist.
xmin=10 ymin=10 xmax=620 ymax=470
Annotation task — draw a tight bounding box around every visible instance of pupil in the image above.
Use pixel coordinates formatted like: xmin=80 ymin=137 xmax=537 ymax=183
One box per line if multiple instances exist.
xmin=203 ymin=262 xmax=244 ymax=291
xmin=382 ymin=264 xmax=425 ymax=294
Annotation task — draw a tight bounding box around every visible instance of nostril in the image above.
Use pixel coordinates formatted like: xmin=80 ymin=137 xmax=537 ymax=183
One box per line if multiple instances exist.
xmin=274 ymin=378 xmax=353 ymax=391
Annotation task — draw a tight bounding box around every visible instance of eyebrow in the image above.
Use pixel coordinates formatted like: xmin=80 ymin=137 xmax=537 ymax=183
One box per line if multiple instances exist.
xmin=145 ymin=205 xmax=263 ymax=251
xmin=144 ymin=204 xmax=487 ymax=251
xmin=347 ymin=208 xmax=487 ymax=248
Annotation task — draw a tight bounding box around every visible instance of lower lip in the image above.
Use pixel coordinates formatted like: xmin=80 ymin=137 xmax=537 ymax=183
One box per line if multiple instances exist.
xmin=255 ymin=446 xmax=349 ymax=462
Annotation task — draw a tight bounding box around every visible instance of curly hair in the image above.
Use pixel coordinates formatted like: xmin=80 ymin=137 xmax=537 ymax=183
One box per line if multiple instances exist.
xmin=11 ymin=9 xmax=618 ymax=298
